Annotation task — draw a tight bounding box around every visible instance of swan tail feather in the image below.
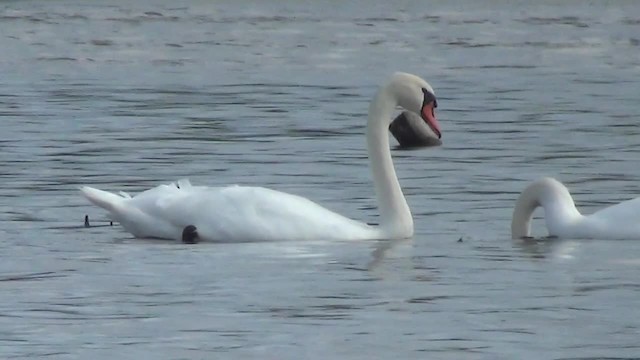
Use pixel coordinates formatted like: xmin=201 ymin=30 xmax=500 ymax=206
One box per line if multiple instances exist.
xmin=176 ymin=178 xmax=192 ymax=189
xmin=80 ymin=186 xmax=127 ymax=213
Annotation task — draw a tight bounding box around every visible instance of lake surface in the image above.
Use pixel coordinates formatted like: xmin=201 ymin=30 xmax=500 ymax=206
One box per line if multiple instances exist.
xmin=1 ymin=1 xmax=640 ymax=359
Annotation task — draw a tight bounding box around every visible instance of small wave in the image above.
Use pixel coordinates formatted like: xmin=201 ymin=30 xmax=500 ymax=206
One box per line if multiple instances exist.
xmin=622 ymin=18 xmax=640 ymax=25
xmin=105 ymin=14 xmax=180 ymax=23
xmin=0 ymin=271 xmax=66 ymax=282
xmin=36 ymin=56 xmax=78 ymax=62
xmin=518 ymin=16 xmax=589 ymax=28
xmin=150 ymin=59 xmax=194 ymax=66
xmin=354 ymin=17 xmax=400 ymax=22
xmin=442 ymin=40 xmax=495 ymax=48
xmin=90 ymin=39 xmax=114 ymax=46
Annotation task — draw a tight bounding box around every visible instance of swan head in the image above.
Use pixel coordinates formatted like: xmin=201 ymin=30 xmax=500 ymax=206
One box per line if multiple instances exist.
xmin=386 ymin=72 xmax=441 ymax=139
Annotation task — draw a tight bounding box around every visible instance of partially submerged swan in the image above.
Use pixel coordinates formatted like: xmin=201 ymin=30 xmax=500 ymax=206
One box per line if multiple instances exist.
xmin=512 ymin=177 xmax=640 ymax=240
xmin=81 ymin=72 xmax=441 ymax=242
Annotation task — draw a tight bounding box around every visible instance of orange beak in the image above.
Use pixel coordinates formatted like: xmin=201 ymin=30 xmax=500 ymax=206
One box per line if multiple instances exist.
xmin=421 ymin=101 xmax=441 ymax=139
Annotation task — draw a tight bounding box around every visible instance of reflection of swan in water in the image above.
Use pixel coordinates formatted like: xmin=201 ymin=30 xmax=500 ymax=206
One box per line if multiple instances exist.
xmin=512 ymin=237 xmax=580 ymax=261
xmin=367 ymin=238 xmax=414 ymax=272
xmin=81 ymin=72 xmax=441 ymax=243
xmin=512 ymin=177 xmax=640 ymax=240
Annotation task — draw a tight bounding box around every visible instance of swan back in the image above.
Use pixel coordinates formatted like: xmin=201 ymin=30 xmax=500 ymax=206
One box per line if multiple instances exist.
xmin=580 ymin=196 xmax=640 ymax=239
xmin=82 ymin=182 xmax=381 ymax=242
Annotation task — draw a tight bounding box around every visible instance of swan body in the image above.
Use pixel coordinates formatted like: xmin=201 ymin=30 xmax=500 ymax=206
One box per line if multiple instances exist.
xmin=80 ymin=181 xmax=378 ymax=242
xmin=511 ymin=177 xmax=640 ymax=240
xmin=81 ymin=72 xmax=441 ymax=242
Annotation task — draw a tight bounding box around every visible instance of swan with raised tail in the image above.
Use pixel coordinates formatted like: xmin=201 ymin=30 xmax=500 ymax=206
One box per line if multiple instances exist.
xmin=81 ymin=72 xmax=441 ymax=243
xmin=512 ymin=177 xmax=640 ymax=240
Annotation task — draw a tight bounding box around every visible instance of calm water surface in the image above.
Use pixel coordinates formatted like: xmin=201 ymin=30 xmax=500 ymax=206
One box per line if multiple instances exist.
xmin=1 ymin=1 xmax=640 ymax=359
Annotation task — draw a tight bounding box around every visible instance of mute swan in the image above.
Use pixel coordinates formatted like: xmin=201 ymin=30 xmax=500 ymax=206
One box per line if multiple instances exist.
xmin=81 ymin=72 xmax=441 ymax=243
xmin=512 ymin=177 xmax=640 ymax=240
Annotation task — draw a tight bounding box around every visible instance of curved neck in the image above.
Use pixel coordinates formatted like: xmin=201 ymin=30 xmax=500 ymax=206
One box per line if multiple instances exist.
xmin=511 ymin=178 xmax=582 ymax=238
xmin=367 ymin=87 xmax=413 ymax=238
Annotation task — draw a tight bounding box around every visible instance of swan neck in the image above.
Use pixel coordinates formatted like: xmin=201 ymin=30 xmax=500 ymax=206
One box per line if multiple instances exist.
xmin=511 ymin=179 xmax=582 ymax=238
xmin=511 ymin=188 xmax=539 ymax=239
xmin=367 ymin=87 xmax=412 ymax=238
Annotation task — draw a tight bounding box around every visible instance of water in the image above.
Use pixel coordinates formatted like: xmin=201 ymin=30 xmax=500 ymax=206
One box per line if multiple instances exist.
xmin=1 ymin=1 xmax=640 ymax=358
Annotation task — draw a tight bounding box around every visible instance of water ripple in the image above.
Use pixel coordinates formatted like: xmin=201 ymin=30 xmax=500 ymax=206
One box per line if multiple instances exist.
xmin=1 ymin=0 xmax=640 ymax=359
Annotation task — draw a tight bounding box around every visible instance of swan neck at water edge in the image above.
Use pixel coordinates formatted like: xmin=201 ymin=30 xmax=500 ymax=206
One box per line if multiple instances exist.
xmin=511 ymin=187 xmax=539 ymax=239
xmin=511 ymin=178 xmax=582 ymax=239
xmin=367 ymin=86 xmax=413 ymax=238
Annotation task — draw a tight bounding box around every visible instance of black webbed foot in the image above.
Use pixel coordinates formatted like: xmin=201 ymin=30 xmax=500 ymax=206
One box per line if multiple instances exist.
xmin=182 ymin=225 xmax=199 ymax=244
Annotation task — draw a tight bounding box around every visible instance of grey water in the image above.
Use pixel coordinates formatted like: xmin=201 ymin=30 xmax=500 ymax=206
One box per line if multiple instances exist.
xmin=1 ymin=1 xmax=640 ymax=359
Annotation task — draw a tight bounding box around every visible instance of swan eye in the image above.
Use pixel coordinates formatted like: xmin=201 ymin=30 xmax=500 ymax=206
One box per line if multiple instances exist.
xmin=421 ymin=88 xmax=437 ymax=108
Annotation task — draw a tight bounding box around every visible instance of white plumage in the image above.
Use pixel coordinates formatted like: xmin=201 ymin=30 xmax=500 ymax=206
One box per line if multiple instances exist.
xmin=512 ymin=177 xmax=640 ymax=240
xmin=81 ymin=72 xmax=441 ymax=243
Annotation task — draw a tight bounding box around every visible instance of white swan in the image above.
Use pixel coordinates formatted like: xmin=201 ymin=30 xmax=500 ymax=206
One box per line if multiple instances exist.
xmin=81 ymin=72 xmax=441 ymax=243
xmin=512 ymin=177 xmax=640 ymax=240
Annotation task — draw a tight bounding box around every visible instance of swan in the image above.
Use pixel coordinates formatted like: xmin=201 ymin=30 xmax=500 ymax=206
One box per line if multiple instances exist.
xmin=80 ymin=72 xmax=441 ymax=243
xmin=512 ymin=177 xmax=640 ymax=240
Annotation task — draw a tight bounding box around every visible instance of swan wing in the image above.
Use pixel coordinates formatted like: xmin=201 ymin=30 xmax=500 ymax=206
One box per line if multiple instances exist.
xmin=590 ymin=196 xmax=640 ymax=222
xmin=82 ymin=181 xmax=376 ymax=242
xmin=582 ymin=196 xmax=640 ymax=239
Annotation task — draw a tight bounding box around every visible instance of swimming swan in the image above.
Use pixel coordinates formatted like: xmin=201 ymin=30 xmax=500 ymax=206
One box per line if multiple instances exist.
xmin=512 ymin=177 xmax=640 ymax=240
xmin=80 ymin=72 xmax=441 ymax=243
